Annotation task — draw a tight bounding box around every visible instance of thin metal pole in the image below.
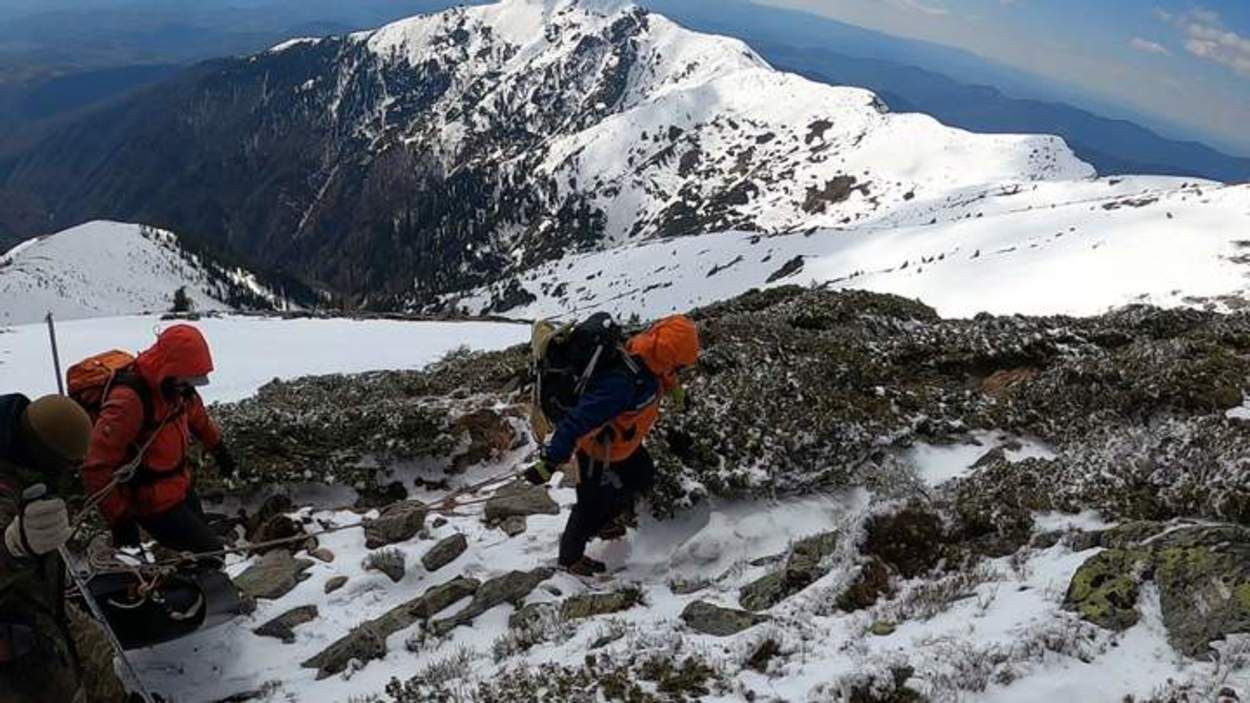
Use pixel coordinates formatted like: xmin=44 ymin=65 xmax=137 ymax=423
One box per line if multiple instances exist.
xmin=45 ymin=312 xmax=65 ymax=395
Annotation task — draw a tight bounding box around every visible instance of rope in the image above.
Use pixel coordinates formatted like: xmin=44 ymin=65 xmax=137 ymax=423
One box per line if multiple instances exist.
xmin=79 ymin=466 xmax=527 ymax=577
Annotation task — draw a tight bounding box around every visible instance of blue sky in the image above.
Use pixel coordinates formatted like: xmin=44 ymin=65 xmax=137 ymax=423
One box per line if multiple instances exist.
xmin=756 ymin=0 xmax=1250 ymax=155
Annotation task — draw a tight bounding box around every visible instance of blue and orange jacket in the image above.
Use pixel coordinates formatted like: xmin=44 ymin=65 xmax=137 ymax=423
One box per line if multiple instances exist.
xmin=545 ymin=315 xmax=700 ymax=466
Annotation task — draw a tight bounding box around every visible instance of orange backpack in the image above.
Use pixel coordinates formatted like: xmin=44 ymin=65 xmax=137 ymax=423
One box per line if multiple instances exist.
xmin=66 ymin=350 xmax=153 ymax=424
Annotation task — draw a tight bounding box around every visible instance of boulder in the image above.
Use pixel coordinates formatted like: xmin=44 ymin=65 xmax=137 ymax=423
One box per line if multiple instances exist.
xmin=681 ymin=601 xmax=770 ymax=637
xmin=484 ymin=483 xmax=559 ymax=523
xmin=364 ymin=501 xmax=428 ymax=549
xmin=302 ymin=624 xmax=387 ymax=680
xmin=740 ymin=531 xmax=839 ymax=612
xmin=560 ymin=588 xmax=643 ymax=621
xmin=364 ymin=549 xmax=406 ymax=584
xmin=233 ymin=550 xmax=314 ymax=600
xmin=1153 ymin=525 xmax=1250 ymax=658
xmin=303 ymin=576 xmax=480 ymax=679
xmin=509 ymin=602 xmax=558 ymax=631
xmin=324 ymin=576 xmax=349 ymax=594
xmin=1064 ymin=549 xmax=1145 ymax=631
xmin=254 ymin=605 xmax=319 ymax=644
xmin=1064 ymin=524 xmax=1250 ymax=658
xmin=249 ymin=514 xmax=311 ymax=556
xmin=432 ymin=568 xmax=554 ymax=635
xmin=421 ymin=534 xmax=468 ymax=572
xmin=309 ymin=548 xmax=336 ymax=563
xmin=501 ymin=516 xmax=528 ymax=536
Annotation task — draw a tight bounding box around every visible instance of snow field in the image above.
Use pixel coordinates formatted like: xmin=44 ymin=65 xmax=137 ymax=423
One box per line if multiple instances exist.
xmin=0 ymin=315 xmax=530 ymax=404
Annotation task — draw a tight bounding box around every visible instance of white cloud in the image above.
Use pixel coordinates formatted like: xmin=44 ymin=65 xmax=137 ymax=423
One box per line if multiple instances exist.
xmin=1160 ymin=7 xmax=1250 ymax=77
xmin=890 ymin=0 xmax=949 ymax=17
xmin=1130 ymin=37 xmax=1171 ymax=56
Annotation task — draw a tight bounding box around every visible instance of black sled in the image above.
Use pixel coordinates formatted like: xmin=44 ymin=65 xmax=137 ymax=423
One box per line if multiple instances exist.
xmin=78 ymin=569 xmax=249 ymax=650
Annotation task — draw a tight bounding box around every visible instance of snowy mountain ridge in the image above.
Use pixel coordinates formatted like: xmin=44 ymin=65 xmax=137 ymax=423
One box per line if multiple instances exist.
xmin=2 ymin=0 xmax=1092 ymax=305
xmin=0 ymin=221 xmax=308 ymax=325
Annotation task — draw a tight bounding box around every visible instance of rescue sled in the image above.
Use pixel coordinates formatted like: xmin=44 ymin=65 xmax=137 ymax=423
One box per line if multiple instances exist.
xmin=75 ymin=568 xmax=249 ymax=650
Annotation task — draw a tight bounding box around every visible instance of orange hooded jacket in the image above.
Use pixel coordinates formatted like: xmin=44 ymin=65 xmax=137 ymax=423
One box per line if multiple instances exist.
xmin=82 ymin=325 xmax=222 ymax=525
xmin=575 ymin=315 xmax=700 ymax=463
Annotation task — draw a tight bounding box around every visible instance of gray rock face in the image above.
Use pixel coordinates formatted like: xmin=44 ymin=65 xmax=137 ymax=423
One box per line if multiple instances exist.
xmin=432 ymin=568 xmax=554 ymax=635
xmin=740 ymin=531 xmax=838 ymax=612
xmin=681 ymin=600 xmax=770 ymax=637
xmin=303 ymin=576 xmax=480 ymax=679
xmin=501 ymin=516 xmax=528 ymax=536
xmin=302 ymin=624 xmax=387 ymax=680
xmin=422 ymin=533 xmax=468 ymax=572
xmin=365 ymin=501 xmax=428 ymax=549
xmin=254 ymin=605 xmax=319 ymax=644
xmin=560 ymin=589 xmax=643 ymax=621
xmin=364 ymin=549 xmax=407 ymax=583
xmin=509 ymin=602 xmax=558 ymax=631
xmin=484 ymin=483 xmax=560 ymax=523
xmin=233 ymin=550 xmax=315 ymax=600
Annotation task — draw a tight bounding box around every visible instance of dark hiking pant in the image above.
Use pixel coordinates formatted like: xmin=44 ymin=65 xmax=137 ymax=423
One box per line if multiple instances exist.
xmin=558 ymin=447 xmax=656 ymax=566
xmin=138 ymin=490 xmax=224 ymax=569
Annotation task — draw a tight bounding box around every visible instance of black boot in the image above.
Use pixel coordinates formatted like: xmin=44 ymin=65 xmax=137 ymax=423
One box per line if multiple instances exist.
xmin=562 ymin=556 xmax=607 ymax=576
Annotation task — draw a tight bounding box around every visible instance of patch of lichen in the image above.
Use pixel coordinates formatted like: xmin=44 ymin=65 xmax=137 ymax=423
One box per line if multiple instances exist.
xmin=1064 ymin=549 xmax=1146 ymax=631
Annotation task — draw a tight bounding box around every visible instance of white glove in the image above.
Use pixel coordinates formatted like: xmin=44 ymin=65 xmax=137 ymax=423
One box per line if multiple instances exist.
xmin=5 ymin=498 xmax=70 ymax=558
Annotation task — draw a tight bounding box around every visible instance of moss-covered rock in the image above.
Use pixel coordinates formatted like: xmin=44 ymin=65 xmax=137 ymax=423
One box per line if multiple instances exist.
xmin=1064 ymin=549 xmax=1147 ymax=631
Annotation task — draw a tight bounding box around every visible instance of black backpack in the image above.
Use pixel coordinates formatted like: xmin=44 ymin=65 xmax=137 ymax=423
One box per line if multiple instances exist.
xmin=534 ymin=312 xmax=638 ymax=425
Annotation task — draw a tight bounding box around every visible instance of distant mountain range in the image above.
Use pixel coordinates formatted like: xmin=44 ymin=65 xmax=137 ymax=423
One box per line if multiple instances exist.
xmin=3 ymin=0 xmax=1249 ymax=325
xmin=640 ymin=0 xmax=1250 ymax=184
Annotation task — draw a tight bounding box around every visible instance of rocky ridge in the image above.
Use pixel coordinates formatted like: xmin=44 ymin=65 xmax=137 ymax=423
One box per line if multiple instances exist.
xmin=183 ymin=286 xmax=1250 ymax=702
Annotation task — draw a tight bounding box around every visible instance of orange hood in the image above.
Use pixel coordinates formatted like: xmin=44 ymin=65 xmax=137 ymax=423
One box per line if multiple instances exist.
xmin=136 ymin=324 xmax=215 ymax=386
xmin=628 ymin=315 xmax=700 ymax=377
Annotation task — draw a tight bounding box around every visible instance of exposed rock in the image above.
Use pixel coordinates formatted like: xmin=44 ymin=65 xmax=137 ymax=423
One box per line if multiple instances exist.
xmin=509 ymin=602 xmax=558 ymax=631
xmin=324 ymin=576 xmax=349 ymax=594
xmin=254 ymin=605 xmax=318 ymax=644
xmin=501 ymin=516 xmax=527 ymax=536
xmin=681 ymin=600 xmax=770 ymax=637
xmin=560 ymin=588 xmax=643 ymax=621
xmin=432 ymin=568 xmax=554 ymax=635
xmin=233 ymin=550 xmax=314 ymax=601
xmin=484 ymin=483 xmax=560 ymax=523
xmin=1065 ymin=549 xmax=1145 ymax=631
xmin=421 ymin=533 xmax=468 ymax=572
xmin=740 ymin=531 xmax=839 ymax=611
xmin=364 ymin=549 xmax=406 ymax=583
xmin=245 ymin=494 xmax=294 ymax=539
xmin=1064 ymin=524 xmax=1250 ymax=657
xmin=670 ymin=578 xmax=710 ymax=596
xmin=1153 ymin=525 xmax=1250 ymax=658
xmin=309 ymin=548 xmax=335 ymax=563
xmin=302 ymin=624 xmax=387 ymax=680
xmin=303 ymin=576 xmax=480 ymax=679
xmin=364 ymin=501 xmax=428 ymax=549
xmin=249 ymin=514 xmax=311 ymax=556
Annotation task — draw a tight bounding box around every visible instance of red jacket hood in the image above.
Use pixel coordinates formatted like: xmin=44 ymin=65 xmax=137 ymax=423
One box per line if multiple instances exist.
xmin=136 ymin=325 xmax=215 ymax=386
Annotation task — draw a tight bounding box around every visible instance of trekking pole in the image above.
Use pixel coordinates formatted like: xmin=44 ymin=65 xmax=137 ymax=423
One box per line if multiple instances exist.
xmin=45 ymin=312 xmax=65 ymax=395
xmin=24 ymin=485 xmax=157 ymax=703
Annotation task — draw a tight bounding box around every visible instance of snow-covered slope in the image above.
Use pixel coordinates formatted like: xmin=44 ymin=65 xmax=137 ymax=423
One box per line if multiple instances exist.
xmin=451 ymin=180 xmax=1250 ymax=319
xmin=0 ymin=221 xmax=303 ymax=325
xmin=0 ymin=315 xmax=529 ymax=403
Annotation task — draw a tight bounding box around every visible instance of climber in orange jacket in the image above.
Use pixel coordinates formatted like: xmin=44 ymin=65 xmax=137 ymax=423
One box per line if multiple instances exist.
xmin=82 ymin=325 xmax=235 ymax=565
xmin=526 ymin=314 xmax=700 ymax=576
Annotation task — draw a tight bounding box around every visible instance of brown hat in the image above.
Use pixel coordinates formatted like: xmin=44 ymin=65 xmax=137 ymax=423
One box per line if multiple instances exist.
xmin=20 ymin=395 xmax=93 ymax=470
